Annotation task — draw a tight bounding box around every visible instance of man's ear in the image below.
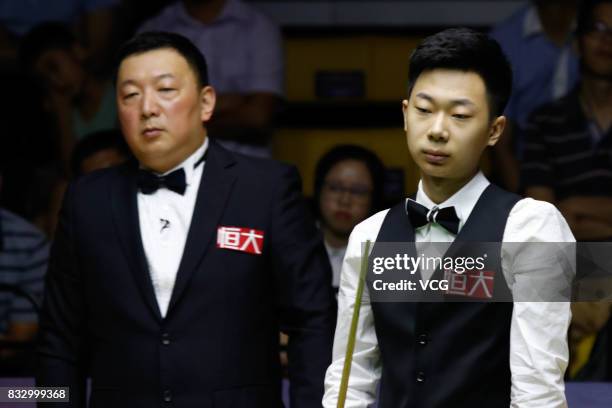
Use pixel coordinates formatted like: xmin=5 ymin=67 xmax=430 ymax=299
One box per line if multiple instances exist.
xmin=402 ymin=99 xmax=409 ymax=131
xmin=487 ymin=115 xmax=506 ymax=146
xmin=200 ymin=86 xmax=216 ymax=122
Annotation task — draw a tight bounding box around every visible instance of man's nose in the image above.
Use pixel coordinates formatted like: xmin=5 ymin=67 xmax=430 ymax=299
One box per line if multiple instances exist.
xmin=141 ymin=91 xmax=160 ymax=117
xmin=428 ymin=112 xmax=449 ymax=142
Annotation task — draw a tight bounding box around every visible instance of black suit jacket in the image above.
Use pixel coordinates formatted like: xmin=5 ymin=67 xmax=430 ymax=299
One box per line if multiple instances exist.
xmin=37 ymin=141 xmax=335 ymax=408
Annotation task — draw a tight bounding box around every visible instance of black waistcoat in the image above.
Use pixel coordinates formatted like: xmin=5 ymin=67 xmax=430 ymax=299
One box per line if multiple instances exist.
xmin=369 ymin=184 xmax=521 ymax=408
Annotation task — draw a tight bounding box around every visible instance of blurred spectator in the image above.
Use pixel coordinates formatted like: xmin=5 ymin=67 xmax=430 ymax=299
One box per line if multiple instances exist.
xmin=20 ymin=22 xmax=118 ymax=173
xmin=0 ymin=0 xmax=119 ymax=70
xmin=490 ymin=0 xmax=580 ymax=191
xmin=0 ymin=166 xmax=49 ymax=372
xmin=138 ymin=0 xmax=283 ymax=158
xmin=0 ymin=165 xmax=65 ymax=241
xmin=113 ymin=0 xmax=170 ymax=47
xmin=280 ymin=145 xmax=384 ymax=373
xmin=521 ymin=0 xmax=612 ymax=380
xmin=522 ymin=0 xmax=612 ymax=239
xmin=24 ymin=168 xmax=67 ymax=240
xmin=569 ymin=302 xmax=612 ymax=380
xmin=313 ymin=145 xmax=385 ymax=290
xmin=71 ymin=129 xmax=131 ymax=177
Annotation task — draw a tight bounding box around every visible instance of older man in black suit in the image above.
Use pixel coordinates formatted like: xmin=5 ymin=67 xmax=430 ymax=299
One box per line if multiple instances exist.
xmin=36 ymin=31 xmax=335 ymax=408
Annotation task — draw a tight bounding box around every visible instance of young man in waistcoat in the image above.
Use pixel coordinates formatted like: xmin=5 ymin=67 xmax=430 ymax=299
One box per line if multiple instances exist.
xmin=323 ymin=28 xmax=575 ymax=408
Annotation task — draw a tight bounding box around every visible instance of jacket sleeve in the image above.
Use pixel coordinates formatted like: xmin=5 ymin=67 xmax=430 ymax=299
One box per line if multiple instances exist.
xmin=36 ymin=183 xmax=87 ymax=408
xmin=269 ymin=165 xmax=336 ymax=408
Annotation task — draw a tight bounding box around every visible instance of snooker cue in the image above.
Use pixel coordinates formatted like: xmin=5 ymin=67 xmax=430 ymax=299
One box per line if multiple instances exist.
xmin=337 ymin=240 xmax=372 ymax=408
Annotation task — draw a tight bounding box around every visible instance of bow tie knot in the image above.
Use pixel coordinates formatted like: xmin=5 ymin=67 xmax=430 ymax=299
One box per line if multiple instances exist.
xmin=406 ymin=198 xmax=460 ymax=235
xmin=137 ymin=168 xmax=187 ymax=195
xmin=136 ymin=148 xmax=209 ymax=195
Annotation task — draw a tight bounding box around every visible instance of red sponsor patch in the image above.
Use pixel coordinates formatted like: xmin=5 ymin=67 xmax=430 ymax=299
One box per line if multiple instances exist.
xmin=443 ymin=269 xmax=495 ymax=299
xmin=216 ymin=226 xmax=264 ymax=255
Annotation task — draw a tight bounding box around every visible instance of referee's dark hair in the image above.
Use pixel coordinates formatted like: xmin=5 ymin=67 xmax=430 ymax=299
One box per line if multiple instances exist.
xmin=114 ymin=31 xmax=209 ymax=89
xmin=407 ymin=27 xmax=513 ymax=119
xmin=313 ymin=145 xmax=386 ymax=218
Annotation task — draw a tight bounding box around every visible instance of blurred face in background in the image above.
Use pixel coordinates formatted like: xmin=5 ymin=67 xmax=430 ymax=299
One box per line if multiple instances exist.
xmin=34 ymin=46 xmax=86 ymax=98
xmin=579 ymin=3 xmax=612 ymax=78
xmin=319 ymin=159 xmax=373 ymax=241
xmin=80 ymin=148 xmax=128 ymax=175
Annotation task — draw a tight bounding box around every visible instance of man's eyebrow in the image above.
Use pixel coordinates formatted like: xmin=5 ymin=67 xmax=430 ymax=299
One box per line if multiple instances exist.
xmin=415 ymin=92 xmax=476 ymax=108
xmin=154 ymin=73 xmax=175 ymax=81
xmin=450 ymin=98 xmax=476 ymax=108
xmin=415 ymin=92 xmax=434 ymax=103
xmin=119 ymin=79 xmax=137 ymax=87
xmin=119 ymin=73 xmax=175 ymax=87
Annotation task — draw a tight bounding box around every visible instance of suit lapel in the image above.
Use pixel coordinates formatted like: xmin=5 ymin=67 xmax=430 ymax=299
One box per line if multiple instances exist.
xmin=110 ymin=165 xmax=162 ymax=321
xmin=167 ymin=141 xmax=237 ymax=314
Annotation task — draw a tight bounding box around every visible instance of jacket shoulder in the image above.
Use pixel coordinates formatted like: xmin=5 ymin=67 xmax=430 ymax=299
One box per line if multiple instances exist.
xmin=216 ymin=144 xmax=297 ymax=183
xmin=71 ymin=163 xmax=129 ymax=190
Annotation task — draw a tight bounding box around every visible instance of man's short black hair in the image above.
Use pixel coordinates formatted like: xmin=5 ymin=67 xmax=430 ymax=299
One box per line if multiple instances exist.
xmin=19 ymin=22 xmax=77 ymax=70
xmin=576 ymin=0 xmax=612 ymax=35
xmin=407 ymin=27 xmax=513 ymax=118
xmin=313 ymin=144 xmax=386 ymax=217
xmin=114 ymin=31 xmax=209 ymax=88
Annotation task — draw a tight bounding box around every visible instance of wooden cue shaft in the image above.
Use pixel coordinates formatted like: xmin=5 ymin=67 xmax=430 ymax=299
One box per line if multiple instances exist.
xmin=337 ymin=240 xmax=372 ymax=408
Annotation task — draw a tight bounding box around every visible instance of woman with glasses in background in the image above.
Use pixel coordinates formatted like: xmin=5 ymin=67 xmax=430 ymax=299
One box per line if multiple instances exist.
xmin=313 ymin=145 xmax=386 ymax=292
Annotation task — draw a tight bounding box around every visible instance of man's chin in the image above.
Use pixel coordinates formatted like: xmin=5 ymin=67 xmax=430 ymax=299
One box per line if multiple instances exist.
xmin=136 ymin=154 xmax=172 ymax=172
xmin=419 ymin=165 xmax=451 ymax=180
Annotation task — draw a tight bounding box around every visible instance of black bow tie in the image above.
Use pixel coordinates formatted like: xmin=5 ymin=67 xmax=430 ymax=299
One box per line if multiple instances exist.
xmin=405 ymin=198 xmax=460 ymax=235
xmin=137 ymin=148 xmax=208 ymax=195
xmin=137 ymin=167 xmax=187 ymax=195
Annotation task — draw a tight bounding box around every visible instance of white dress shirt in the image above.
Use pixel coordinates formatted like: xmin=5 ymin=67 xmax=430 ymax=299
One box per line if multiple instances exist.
xmin=323 ymin=171 xmax=574 ymax=408
xmin=138 ymin=138 xmax=208 ymax=318
xmin=324 ymin=240 xmax=347 ymax=290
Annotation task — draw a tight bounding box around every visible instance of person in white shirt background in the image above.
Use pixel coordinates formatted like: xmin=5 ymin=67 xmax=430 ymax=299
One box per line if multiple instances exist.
xmin=324 ymin=28 xmax=575 ymax=408
xmin=137 ymin=0 xmax=283 ymax=158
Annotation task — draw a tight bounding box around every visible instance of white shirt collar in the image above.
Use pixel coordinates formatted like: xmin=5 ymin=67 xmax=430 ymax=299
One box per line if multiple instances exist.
xmin=324 ymin=239 xmax=347 ymax=257
xmin=414 ymin=171 xmax=490 ymax=233
xmin=523 ymin=5 xmax=544 ymax=38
